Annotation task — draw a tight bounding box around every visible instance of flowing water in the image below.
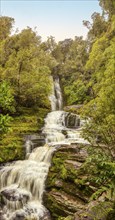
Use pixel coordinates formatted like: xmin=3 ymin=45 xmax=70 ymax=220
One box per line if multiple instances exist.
xmin=0 ymin=76 xmax=88 ymax=219
xmin=0 ymin=146 xmax=55 ymax=219
xmin=49 ymin=76 xmax=63 ymax=111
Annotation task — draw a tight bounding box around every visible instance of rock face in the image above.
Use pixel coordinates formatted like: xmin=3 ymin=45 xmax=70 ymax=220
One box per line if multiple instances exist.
xmin=65 ymin=113 xmax=80 ymax=128
xmin=43 ymin=144 xmax=114 ymax=220
xmin=44 ymin=143 xmax=90 ymax=219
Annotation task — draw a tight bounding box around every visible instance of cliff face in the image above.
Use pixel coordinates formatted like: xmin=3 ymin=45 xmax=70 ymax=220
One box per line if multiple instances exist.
xmin=44 ymin=144 xmax=114 ymax=220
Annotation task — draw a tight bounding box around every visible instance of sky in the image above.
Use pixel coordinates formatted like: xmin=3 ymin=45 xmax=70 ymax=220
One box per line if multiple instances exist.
xmin=0 ymin=0 xmax=102 ymax=42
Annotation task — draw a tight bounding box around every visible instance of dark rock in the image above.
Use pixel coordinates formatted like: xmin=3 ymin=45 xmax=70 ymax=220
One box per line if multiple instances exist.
xmin=11 ymin=210 xmax=27 ymax=220
xmin=1 ymin=186 xmax=31 ymax=203
xmin=65 ymin=113 xmax=80 ymax=128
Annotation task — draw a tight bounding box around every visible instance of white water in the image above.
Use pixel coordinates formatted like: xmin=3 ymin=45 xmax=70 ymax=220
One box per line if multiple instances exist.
xmin=42 ymin=110 xmax=88 ymax=145
xmin=25 ymin=139 xmax=33 ymax=157
xmin=0 ymin=76 xmax=88 ymax=219
xmin=0 ymin=146 xmax=55 ymax=219
xmin=49 ymin=76 xmax=63 ymax=111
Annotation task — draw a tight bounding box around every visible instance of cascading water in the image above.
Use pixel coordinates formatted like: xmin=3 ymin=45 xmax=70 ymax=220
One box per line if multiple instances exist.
xmin=0 ymin=75 xmax=88 ymax=219
xmin=0 ymin=146 xmax=55 ymax=219
xmin=49 ymin=76 xmax=63 ymax=111
xmin=44 ymin=76 xmax=88 ymax=144
xmin=43 ymin=111 xmax=66 ymax=143
xmin=42 ymin=111 xmax=88 ymax=145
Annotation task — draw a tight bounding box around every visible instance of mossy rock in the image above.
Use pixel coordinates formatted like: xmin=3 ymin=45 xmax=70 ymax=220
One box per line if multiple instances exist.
xmin=0 ymin=143 xmax=24 ymax=163
xmin=58 ymin=216 xmax=74 ymax=220
xmin=0 ymin=107 xmax=49 ymax=163
xmin=44 ymin=190 xmax=80 ymax=219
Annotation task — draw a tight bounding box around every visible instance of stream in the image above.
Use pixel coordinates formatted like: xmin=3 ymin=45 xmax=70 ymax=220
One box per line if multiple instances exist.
xmin=0 ymin=76 xmax=88 ymax=219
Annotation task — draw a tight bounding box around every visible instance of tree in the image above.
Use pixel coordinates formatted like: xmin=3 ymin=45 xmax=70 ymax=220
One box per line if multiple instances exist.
xmin=64 ymin=79 xmax=87 ymax=105
xmin=53 ymin=37 xmax=88 ymax=105
xmin=0 ymin=27 xmax=53 ymax=108
xmin=81 ymin=15 xmax=115 ymax=208
xmin=82 ymin=34 xmax=115 ymax=156
xmin=0 ymin=16 xmax=14 ymax=41
xmin=99 ymin=0 xmax=115 ymax=18
xmin=83 ymin=12 xmax=107 ymax=44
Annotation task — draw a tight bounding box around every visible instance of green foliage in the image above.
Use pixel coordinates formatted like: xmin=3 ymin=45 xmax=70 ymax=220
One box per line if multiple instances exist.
xmin=81 ymin=145 xmax=115 ymax=204
xmin=0 ymin=114 xmax=12 ymax=134
xmin=82 ymin=37 xmax=115 ymax=211
xmin=82 ymin=35 xmax=115 ymax=150
xmin=60 ymin=165 xmax=67 ymax=180
xmin=83 ymin=12 xmax=107 ymax=42
xmin=99 ymin=0 xmax=115 ymax=18
xmin=0 ymin=24 xmax=53 ymax=108
xmin=51 ymin=36 xmax=88 ymax=105
xmin=0 ymin=80 xmax=15 ymax=113
xmin=88 ymin=201 xmax=114 ymax=220
xmin=0 ymin=16 xmax=14 ymax=40
xmin=0 ymin=81 xmax=15 ymax=134
xmin=64 ymin=79 xmax=87 ymax=105
xmin=0 ymin=107 xmax=48 ymax=163
xmin=0 ymin=142 xmax=24 ymax=162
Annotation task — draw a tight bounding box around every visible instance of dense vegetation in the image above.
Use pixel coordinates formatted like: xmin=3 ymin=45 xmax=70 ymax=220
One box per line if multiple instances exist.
xmin=0 ymin=0 xmax=115 ymax=218
xmin=0 ymin=18 xmax=56 ymax=161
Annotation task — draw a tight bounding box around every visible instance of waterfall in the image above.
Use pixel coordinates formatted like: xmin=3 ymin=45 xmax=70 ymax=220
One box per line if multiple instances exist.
xmin=0 ymin=145 xmax=55 ymax=219
xmin=25 ymin=139 xmax=33 ymax=156
xmin=0 ymin=76 xmax=88 ymax=219
xmin=42 ymin=111 xmax=66 ymax=143
xmin=49 ymin=76 xmax=63 ymax=111
xmin=42 ymin=111 xmax=88 ymax=145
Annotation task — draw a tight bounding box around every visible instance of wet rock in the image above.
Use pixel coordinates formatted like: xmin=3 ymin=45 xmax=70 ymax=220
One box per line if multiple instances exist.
xmin=11 ymin=210 xmax=27 ymax=220
xmin=55 ymin=179 xmax=63 ymax=188
xmin=65 ymin=113 xmax=80 ymax=128
xmin=1 ymin=185 xmax=31 ymax=203
xmin=40 ymin=208 xmax=51 ymax=220
xmin=44 ymin=143 xmax=91 ymax=219
xmin=24 ymin=134 xmax=46 ymax=154
xmin=0 ymin=209 xmax=6 ymax=220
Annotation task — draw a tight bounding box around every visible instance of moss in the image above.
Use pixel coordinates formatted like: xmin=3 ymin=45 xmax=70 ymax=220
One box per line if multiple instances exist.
xmin=0 ymin=107 xmax=49 ymax=163
xmin=0 ymin=143 xmax=24 ymax=162
xmin=60 ymin=165 xmax=68 ymax=180
xmin=107 ymin=209 xmax=115 ymax=220
xmin=44 ymin=193 xmax=68 ymax=219
xmin=50 ymin=156 xmax=78 ymax=183
xmin=87 ymin=201 xmax=114 ymax=220
xmin=58 ymin=216 xmax=74 ymax=220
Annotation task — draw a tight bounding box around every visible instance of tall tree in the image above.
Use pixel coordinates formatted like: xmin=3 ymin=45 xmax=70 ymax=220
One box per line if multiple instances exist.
xmin=99 ymin=0 xmax=115 ymax=18
xmin=83 ymin=12 xmax=107 ymax=44
xmin=0 ymin=16 xmax=14 ymax=41
xmin=0 ymin=23 xmax=53 ymax=108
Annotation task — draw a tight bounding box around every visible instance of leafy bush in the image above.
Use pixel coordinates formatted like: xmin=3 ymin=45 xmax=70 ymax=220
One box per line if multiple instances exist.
xmin=0 ymin=114 xmax=12 ymax=134
xmin=0 ymin=80 xmax=15 ymax=114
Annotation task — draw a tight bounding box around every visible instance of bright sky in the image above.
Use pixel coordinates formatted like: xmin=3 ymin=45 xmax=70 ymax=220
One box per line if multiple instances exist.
xmin=0 ymin=0 xmax=102 ymax=42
